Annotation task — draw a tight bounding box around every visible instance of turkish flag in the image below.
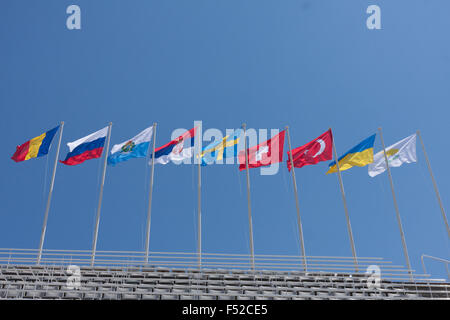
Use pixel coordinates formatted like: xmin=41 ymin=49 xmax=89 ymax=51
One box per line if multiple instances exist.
xmin=287 ymin=129 xmax=333 ymax=171
xmin=239 ymin=130 xmax=285 ymax=171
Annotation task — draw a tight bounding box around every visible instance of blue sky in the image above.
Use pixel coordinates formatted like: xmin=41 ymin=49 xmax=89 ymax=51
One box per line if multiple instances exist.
xmin=1 ymin=1 xmax=449 ymax=279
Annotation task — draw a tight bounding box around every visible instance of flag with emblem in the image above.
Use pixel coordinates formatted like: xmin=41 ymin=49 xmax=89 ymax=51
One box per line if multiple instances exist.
xmin=108 ymin=126 xmax=154 ymax=166
xmin=238 ymin=130 xmax=285 ymax=171
xmin=149 ymin=127 xmax=197 ymax=165
xmin=368 ymin=133 xmax=417 ymax=177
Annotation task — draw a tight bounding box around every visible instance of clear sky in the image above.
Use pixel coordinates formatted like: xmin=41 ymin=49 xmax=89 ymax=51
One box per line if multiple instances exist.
xmin=1 ymin=1 xmax=449 ymax=279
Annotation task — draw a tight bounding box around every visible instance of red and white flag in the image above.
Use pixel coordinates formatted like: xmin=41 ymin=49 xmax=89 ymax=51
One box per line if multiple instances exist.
xmin=287 ymin=129 xmax=333 ymax=171
xmin=238 ymin=130 xmax=285 ymax=171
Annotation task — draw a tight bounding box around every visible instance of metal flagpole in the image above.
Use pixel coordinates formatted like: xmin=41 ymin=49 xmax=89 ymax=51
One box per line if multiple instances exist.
xmin=197 ymin=145 xmax=202 ymax=270
xmin=145 ymin=123 xmax=157 ymax=263
xmin=331 ymin=129 xmax=359 ymax=272
xmin=37 ymin=121 xmax=64 ymax=265
xmin=416 ymin=130 xmax=450 ymax=239
xmin=91 ymin=122 xmax=113 ymax=266
xmin=242 ymin=123 xmax=255 ymax=271
xmin=285 ymin=126 xmax=307 ymax=271
xmin=378 ymin=127 xmax=413 ymax=279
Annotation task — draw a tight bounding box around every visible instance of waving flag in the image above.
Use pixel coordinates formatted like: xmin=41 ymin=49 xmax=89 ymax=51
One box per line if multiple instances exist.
xmin=150 ymin=127 xmax=197 ymax=165
xmin=287 ymin=129 xmax=333 ymax=171
xmin=60 ymin=127 xmax=108 ymax=166
xmin=327 ymin=134 xmax=376 ymax=174
xmin=108 ymin=126 xmax=153 ymax=166
xmin=199 ymin=129 xmax=242 ymax=166
xmin=11 ymin=126 xmax=59 ymax=163
xmin=368 ymin=134 xmax=417 ymax=177
xmin=238 ymin=130 xmax=285 ymax=171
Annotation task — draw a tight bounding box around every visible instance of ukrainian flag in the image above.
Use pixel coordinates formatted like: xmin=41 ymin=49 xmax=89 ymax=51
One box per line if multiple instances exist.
xmin=327 ymin=134 xmax=376 ymax=174
xmin=11 ymin=126 xmax=60 ymax=163
xmin=199 ymin=129 xmax=242 ymax=166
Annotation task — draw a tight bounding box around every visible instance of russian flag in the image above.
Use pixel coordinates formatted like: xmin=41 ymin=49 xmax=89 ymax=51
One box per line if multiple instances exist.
xmin=150 ymin=127 xmax=197 ymax=165
xmin=60 ymin=127 xmax=108 ymax=166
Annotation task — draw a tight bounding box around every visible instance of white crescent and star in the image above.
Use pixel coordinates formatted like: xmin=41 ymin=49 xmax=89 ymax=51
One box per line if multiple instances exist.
xmin=302 ymin=139 xmax=326 ymax=158
xmin=312 ymin=139 xmax=326 ymax=158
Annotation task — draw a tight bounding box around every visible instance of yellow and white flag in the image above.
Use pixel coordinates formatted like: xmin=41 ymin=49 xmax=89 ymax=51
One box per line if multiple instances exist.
xmin=368 ymin=134 xmax=417 ymax=177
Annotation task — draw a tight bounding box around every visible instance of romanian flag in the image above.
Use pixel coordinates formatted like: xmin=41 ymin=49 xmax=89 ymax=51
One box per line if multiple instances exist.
xmin=11 ymin=126 xmax=59 ymax=163
xmin=326 ymin=134 xmax=376 ymax=174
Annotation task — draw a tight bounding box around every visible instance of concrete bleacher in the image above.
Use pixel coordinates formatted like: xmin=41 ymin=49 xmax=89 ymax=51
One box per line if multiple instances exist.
xmin=0 ymin=264 xmax=448 ymax=300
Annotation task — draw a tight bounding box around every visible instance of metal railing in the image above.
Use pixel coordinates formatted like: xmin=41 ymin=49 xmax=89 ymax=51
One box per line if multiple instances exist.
xmin=0 ymin=248 xmax=446 ymax=283
xmin=421 ymin=254 xmax=449 ymax=281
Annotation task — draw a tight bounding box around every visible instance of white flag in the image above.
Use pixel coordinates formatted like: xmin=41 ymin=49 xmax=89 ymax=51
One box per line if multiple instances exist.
xmin=368 ymin=134 xmax=417 ymax=177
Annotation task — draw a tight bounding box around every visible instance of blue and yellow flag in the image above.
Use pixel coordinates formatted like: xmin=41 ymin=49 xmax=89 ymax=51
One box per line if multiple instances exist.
xmin=199 ymin=129 xmax=242 ymax=166
xmin=327 ymin=134 xmax=376 ymax=174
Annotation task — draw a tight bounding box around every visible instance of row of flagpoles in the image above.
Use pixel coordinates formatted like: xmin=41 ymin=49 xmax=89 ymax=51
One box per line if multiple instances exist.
xmin=10 ymin=121 xmax=449 ymax=274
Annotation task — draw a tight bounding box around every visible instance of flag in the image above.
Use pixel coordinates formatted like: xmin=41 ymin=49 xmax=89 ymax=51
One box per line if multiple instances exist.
xmin=11 ymin=126 xmax=59 ymax=163
xmin=368 ymin=133 xmax=417 ymax=177
xmin=108 ymin=126 xmax=153 ymax=166
xmin=150 ymin=127 xmax=197 ymax=165
xmin=287 ymin=129 xmax=333 ymax=171
xmin=238 ymin=130 xmax=285 ymax=171
xmin=60 ymin=127 xmax=108 ymax=166
xmin=199 ymin=129 xmax=242 ymax=166
xmin=327 ymin=134 xmax=376 ymax=174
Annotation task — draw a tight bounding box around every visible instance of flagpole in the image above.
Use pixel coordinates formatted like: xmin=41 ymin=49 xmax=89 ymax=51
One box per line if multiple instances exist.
xmin=145 ymin=123 xmax=157 ymax=264
xmin=197 ymin=144 xmax=202 ymax=270
xmin=242 ymin=123 xmax=255 ymax=271
xmin=91 ymin=122 xmax=112 ymax=267
xmin=416 ymin=130 xmax=450 ymax=239
xmin=37 ymin=121 xmax=64 ymax=265
xmin=331 ymin=129 xmax=358 ymax=272
xmin=285 ymin=126 xmax=307 ymax=271
xmin=378 ymin=127 xmax=413 ymax=279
